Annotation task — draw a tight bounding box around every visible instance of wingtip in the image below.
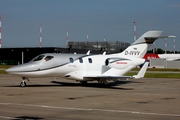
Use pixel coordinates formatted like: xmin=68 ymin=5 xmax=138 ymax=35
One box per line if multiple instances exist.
xmin=133 ymin=62 xmax=149 ymax=79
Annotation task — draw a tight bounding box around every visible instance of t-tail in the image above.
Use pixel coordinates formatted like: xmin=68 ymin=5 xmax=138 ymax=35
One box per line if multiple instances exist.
xmin=118 ymin=30 xmax=176 ymax=58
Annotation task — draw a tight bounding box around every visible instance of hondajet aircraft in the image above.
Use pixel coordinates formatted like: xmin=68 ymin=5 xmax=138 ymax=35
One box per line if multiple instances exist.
xmin=6 ymin=30 xmax=175 ymax=87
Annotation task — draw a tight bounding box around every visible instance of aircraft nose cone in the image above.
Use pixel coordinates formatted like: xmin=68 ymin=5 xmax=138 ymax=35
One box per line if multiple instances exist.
xmin=6 ymin=66 xmax=19 ymax=74
xmin=6 ymin=67 xmax=12 ymax=73
xmin=6 ymin=63 xmax=31 ymax=75
xmin=5 ymin=62 xmax=41 ymax=76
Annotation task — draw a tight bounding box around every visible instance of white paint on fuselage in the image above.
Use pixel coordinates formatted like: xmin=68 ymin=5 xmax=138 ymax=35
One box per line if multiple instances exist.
xmin=6 ymin=53 xmax=145 ymax=81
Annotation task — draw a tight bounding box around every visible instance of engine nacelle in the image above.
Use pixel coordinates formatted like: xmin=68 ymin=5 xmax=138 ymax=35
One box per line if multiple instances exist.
xmin=105 ymin=58 xmax=133 ymax=69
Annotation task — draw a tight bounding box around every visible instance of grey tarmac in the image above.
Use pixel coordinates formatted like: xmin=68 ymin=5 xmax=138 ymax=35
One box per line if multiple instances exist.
xmin=0 ymin=74 xmax=180 ymax=120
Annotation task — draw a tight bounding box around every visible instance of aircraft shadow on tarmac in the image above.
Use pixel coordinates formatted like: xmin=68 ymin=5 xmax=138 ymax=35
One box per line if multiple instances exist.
xmin=4 ymin=80 xmax=140 ymax=90
xmin=13 ymin=116 xmax=44 ymax=120
xmin=50 ymin=80 xmax=134 ymax=90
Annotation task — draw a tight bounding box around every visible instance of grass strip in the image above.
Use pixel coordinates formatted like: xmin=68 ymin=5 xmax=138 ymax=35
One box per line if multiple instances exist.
xmin=126 ymin=72 xmax=180 ymax=78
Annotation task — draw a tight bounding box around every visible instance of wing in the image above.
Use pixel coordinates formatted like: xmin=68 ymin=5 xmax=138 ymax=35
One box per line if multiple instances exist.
xmin=84 ymin=62 xmax=149 ymax=81
xmin=83 ymin=75 xmax=133 ymax=81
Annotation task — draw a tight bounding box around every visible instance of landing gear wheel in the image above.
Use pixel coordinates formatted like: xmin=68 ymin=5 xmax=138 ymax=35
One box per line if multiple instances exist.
xmin=20 ymin=81 xmax=26 ymax=87
xmin=20 ymin=77 xmax=29 ymax=87
xmin=98 ymin=80 xmax=109 ymax=85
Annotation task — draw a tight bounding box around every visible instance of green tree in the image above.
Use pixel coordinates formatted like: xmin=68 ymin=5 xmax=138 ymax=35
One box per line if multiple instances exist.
xmin=156 ymin=48 xmax=164 ymax=54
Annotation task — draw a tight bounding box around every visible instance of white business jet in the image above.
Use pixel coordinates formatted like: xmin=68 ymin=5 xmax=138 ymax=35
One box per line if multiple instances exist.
xmin=6 ymin=30 xmax=175 ymax=87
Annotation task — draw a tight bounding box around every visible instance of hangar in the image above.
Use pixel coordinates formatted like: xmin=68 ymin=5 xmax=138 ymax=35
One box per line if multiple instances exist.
xmin=0 ymin=47 xmax=103 ymax=65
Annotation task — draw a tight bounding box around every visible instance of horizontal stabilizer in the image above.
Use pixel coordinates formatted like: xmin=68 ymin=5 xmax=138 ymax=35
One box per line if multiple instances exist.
xmin=145 ymin=35 xmax=176 ymax=39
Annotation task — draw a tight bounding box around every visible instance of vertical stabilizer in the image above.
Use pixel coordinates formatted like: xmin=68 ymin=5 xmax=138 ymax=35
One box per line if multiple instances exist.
xmin=118 ymin=31 xmax=163 ymax=58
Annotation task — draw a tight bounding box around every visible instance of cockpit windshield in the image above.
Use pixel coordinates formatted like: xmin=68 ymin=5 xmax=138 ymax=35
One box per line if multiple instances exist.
xmin=44 ymin=56 xmax=54 ymax=61
xmin=31 ymin=55 xmax=54 ymax=62
xmin=32 ymin=55 xmax=45 ymax=61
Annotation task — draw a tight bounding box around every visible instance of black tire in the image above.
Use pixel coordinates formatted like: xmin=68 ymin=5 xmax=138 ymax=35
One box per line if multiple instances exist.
xmin=20 ymin=81 xmax=26 ymax=87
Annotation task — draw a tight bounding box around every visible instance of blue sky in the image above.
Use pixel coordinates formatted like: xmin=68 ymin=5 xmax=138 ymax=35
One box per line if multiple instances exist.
xmin=0 ymin=0 xmax=180 ymax=51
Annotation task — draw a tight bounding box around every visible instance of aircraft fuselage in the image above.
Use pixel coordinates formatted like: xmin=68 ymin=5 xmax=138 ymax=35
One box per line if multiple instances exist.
xmin=6 ymin=53 xmax=145 ymax=81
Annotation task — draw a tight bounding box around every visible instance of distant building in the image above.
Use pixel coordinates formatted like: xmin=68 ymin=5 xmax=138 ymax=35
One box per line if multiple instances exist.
xmin=0 ymin=47 xmax=101 ymax=65
xmin=0 ymin=41 xmax=130 ymax=65
xmin=68 ymin=41 xmax=130 ymax=54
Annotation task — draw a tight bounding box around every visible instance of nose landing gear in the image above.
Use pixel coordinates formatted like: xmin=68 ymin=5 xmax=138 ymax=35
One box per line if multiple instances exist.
xmin=20 ymin=77 xmax=29 ymax=87
xmin=20 ymin=81 xmax=26 ymax=87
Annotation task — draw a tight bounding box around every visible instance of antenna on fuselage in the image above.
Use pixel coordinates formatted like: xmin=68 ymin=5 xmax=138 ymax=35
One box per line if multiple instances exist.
xmin=86 ymin=50 xmax=90 ymax=55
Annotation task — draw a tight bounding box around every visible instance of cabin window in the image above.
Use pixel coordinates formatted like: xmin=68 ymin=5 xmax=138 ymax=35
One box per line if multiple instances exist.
xmin=88 ymin=58 xmax=92 ymax=63
xmin=69 ymin=58 xmax=74 ymax=63
xmin=32 ymin=55 xmax=45 ymax=61
xmin=79 ymin=58 xmax=83 ymax=63
xmin=44 ymin=56 xmax=54 ymax=61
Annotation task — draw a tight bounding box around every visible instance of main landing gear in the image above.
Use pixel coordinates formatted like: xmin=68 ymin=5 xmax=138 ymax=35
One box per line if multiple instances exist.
xmin=98 ymin=80 xmax=109 ymax=85
xmin=20 ymin=77 xmax=29 ymax=87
